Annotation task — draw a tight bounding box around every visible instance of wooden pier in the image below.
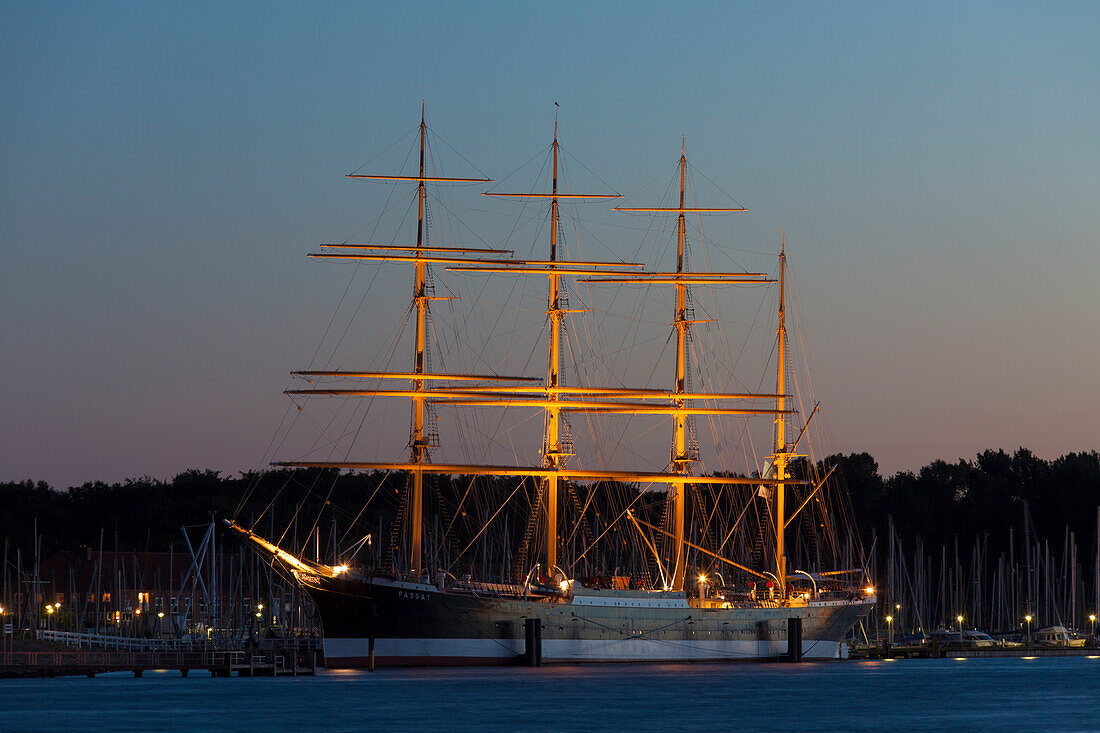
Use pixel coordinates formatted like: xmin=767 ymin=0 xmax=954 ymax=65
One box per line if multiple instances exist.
xmin=0 ymin=647 xmax=318 ymax=678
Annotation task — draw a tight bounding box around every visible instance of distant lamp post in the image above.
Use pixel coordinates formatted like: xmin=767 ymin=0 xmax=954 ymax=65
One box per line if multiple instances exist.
xmin=956 ymin=614 xmax=964 ymax=641
xmin=1089 ymin=614 xmax=1096 ymax=644
xmin=1025 ymin=615 xmax=1033 ymax=648
xmin=885 ymin=615 xmax=893 ymax=646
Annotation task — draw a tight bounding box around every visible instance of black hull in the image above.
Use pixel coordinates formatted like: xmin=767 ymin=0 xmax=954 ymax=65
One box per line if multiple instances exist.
xmin=294 ymin=572 xmax=872 ymax=667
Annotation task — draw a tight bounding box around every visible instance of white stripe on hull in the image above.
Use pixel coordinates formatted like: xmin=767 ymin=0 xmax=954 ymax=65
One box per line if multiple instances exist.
xmin=324 ymin=637 xmax=848 ymax=666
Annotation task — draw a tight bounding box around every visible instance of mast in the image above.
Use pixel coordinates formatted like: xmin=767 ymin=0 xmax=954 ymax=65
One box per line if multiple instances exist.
xmin=611 ymin=142 xmax=765 ymax=592
xmin=287 ymin=104 xmax=494 ymax=580
xmin=670 ymin=139 xmax=690 ymax=591
xmin=409 ymin=103 xmax=429 ymax=579
xmin=545 ymin=118 xmax=562 ymax=575
xmin=774 ymin=232 xmax=788 ymax=596
xmin=476 ymin=117 xmax=624 ymax=581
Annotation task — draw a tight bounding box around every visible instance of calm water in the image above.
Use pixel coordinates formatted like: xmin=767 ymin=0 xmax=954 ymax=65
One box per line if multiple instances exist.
xmin=3 ymin=657 xmax=1099 ymax=731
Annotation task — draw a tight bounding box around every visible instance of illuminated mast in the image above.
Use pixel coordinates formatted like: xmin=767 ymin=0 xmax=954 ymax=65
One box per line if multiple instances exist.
xmin=774 ymin=233 xmax=789 ymax=595
xmin=669 ymin=140 xmax=690 ymax=591
xmin=409 ymin=105 xmax=429 ymax=579
xmin=545 ymin=120 xmax=563 ymax=574
xmin=483 ymin=118 xmax=623 ymax=576
xmin=613 ymin=141 xmax=769 ymax=591
xmin=279 ymin=104 xmax=514 ymax=581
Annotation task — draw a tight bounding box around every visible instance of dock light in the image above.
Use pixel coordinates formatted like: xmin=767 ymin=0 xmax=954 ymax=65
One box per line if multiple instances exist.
xmin=886 ymin=615 xmax=892 ymax=623
xmin=46 ymin=605 xmax=54 ymax=614
xmin=864 ymin=586 xmax=875 ymax=595
xmin=698 ymin=574 xmax=708 ymax=585
xmin=1025 ymin=614 xmax=1032 ymax=622
xmin=257 ymin=604 xmax=264 ymax=611
xmin=255 ymin=612 xmax=262 ymax=618
xmin=559 ymin=580 xmax=570 ymax=593
xmin=333 ymin=565 xmax=349 ymax=575
xmin=1090 ymin=614 xmax=1096 ymax=623
xmin=957 ymin=615 xmax=963 ymax=627
xmin=157 ymin=612 xmax=164 ymax=618
xmin=135 ymin=608 xmax=141 ymax=615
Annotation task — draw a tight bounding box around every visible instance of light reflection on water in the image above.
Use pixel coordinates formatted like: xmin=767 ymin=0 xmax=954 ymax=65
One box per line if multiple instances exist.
xmin=2 ymin=657 xmax=1098 ymax=732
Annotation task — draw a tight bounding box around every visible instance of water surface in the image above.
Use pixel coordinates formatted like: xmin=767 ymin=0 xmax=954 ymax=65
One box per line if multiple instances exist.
xmin=3 ymin=657 xmax=1098 ymax=731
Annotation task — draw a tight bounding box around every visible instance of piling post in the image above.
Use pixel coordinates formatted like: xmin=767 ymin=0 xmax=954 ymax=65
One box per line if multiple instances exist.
xmin=787 ymin=617 xmax=803 ymax=662
xmin=524 ymin=617 xmax=542 ymax=666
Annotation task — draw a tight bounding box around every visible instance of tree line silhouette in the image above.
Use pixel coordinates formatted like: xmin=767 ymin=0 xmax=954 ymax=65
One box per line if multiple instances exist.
xmin=2 ymin=448 xmax=1098 ymax=577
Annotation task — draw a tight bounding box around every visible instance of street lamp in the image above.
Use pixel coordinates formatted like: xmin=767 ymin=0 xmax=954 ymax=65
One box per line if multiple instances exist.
xmin=1025 ymin=614 xmax=1032 ymax=648
xmin=886 ymin=615 xmax=893 ymax=646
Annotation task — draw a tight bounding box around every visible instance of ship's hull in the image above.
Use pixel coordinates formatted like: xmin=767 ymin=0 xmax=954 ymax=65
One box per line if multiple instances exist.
xmin=295 ymin=573 xmax=872 ymax=667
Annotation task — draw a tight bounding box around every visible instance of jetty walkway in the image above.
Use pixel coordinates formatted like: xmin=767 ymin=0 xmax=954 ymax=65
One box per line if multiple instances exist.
xmin=0 ymin=632 xmax=320 ymax=678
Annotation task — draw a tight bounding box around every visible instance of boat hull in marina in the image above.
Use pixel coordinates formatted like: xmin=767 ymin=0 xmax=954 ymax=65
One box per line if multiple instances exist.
xmin=296 ymin=574 xmax=872 ymax=667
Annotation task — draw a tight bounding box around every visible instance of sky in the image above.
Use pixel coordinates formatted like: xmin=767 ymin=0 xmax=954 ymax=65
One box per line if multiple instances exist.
xmin=2 ymin=1 xmax=1098 ymax=489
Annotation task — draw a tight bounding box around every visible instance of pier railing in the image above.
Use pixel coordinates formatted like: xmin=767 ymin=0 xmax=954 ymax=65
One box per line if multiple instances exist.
xmin=1 ymin=645 xmax=320 ymax=678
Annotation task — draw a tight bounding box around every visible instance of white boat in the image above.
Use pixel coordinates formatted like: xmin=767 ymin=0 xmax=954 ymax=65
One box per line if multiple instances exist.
xmin=929 ymin=628 xmax=999 ymax=648
xmin=1033 ymin=625 xmax=1087 ymax=648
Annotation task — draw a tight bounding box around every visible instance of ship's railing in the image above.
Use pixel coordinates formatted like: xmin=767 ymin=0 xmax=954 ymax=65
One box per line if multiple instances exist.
xmin=448 ymin=580 xmax=528 ymax=598
xmin=722 ymin=600 xmax=784 ymax=609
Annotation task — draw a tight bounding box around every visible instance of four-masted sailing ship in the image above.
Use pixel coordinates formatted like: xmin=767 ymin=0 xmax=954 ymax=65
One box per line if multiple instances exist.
xmin=227 ymin=107 xmax=875 ymax=666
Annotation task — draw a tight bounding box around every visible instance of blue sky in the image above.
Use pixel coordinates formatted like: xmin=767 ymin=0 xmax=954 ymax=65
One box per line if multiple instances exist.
xmin=2 ymin=1 xmax=1098 ymax=487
